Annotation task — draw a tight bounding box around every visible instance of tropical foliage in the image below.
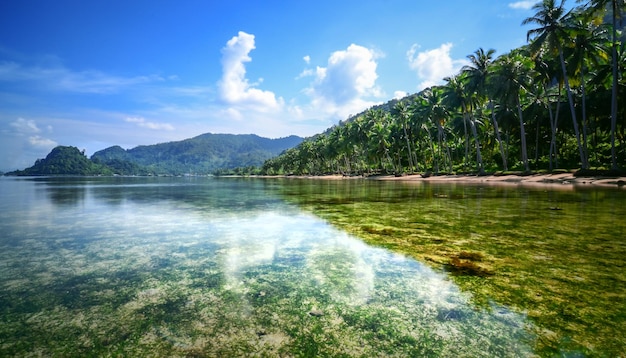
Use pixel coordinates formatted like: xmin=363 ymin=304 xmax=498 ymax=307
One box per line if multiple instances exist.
xmin=8 ymin=146 xmax=113 ymax=176
xmin=262 ymin=1 xmax=625 ymax=176
xmin=91 ymin=133 xmax=303 ymax=175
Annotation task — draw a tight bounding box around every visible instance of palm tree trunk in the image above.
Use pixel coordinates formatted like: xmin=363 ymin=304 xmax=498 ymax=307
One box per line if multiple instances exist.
xmin=610 ymin=0 xmax=619 ymax=169
xmin=517 ymin=95 xmax=530 ymax=172
xmin=490 ymin=99 xmax=508 ymax=171
xmin=469 ymin=113 xmax=485 ymax=174
xmin=548 ymin=97 xmax=556 ymax=171
xmin=558 ymin=47 xmax=589 ymax=169
xmin=463 ymin=111 xmax=470 ymax=171
xmin=403 ymin=124 xmax=415 ymax=172
xmin=581 ymin=69 xmax=590 ymax=166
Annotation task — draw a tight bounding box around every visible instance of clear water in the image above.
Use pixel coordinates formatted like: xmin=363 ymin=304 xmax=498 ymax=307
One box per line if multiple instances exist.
xmin=0 ymin=176 xmax=621 ymax=356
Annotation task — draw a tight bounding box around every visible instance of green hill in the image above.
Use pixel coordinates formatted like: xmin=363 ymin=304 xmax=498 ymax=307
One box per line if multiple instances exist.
xmin=92 ymin=133 xmax=303 ymax=175
xmin=5 ymin=133 xmax=303 ymax=176
xmin=8 ymin=146 xmax=112 ymax=176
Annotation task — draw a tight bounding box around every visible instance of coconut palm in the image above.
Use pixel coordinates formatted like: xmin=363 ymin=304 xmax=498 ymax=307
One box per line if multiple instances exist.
xmin=492 ymin=51 xmax=534 ymax=172
xmin=579 ymin=0 xmax=623 ymax=169
xmin=533 ymin=52 xmax=564 ymax=170
xmin=567 ymin=11 xmax=610 ymax=162
xmin=393 ymin=101 xmax=418 ymax=172
xmin=420 ymin=87 xmax=453 ymax=174
xmin=524 ymin=0 xmax=590 ymax=169
xmin=443 ymin=74 xmax=485 ymax=174
xmin=463 ymin=48 xmax=508 ymax=171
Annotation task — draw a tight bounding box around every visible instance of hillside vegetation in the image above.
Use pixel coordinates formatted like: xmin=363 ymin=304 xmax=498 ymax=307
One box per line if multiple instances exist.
xmin=92 ymin=133 xmax=302 ymax=175
xmin=261 ymin=1 xmax=625 ymax=176
xmin=8 ymin=146 xmax=113 ymax=176
xmin=8 ymin=134 xmax=302 ymax=176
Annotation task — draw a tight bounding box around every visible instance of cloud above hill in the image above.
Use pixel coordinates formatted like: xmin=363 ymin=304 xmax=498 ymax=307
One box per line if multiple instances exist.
xmin=302 ymin=44 xmax=383 ymax=119
xmin=217 ymin=31 xmax=284 ymax=117
xmin=407 ymin=42 xmax=468 ymax=90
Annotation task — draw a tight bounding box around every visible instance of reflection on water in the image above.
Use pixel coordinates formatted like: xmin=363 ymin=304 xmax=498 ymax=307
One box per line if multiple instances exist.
xmin=275 ymin=178 xmax=626 ymax=356
xmin=0 ymin=177 xmax=534 ymax=356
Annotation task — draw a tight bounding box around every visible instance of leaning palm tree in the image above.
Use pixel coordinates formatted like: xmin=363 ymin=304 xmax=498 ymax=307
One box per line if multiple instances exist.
xmin=524 ymin=0 xmax=590 ymax=169
xmin=567 ymin=11 xmax=610 ymax=162
xmin=579 ymin=0 xmax=623 ymax=169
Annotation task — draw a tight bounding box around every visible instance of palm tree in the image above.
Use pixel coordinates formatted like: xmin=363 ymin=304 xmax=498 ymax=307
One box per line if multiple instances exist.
xmin=492 ymin=51 xmax=534 ymax=172
xmin=579 ymin=0 xmax=624 ymax=169
xmin=393 ymin=101 xmax=418 ymax=172
xmin=567 ymin=11 xmax=610 ymax=163
xmin=463 ymin=48 xmax=508 ymax=171
xmin=443 ymin=74 xmax=485 ymax=174
xmin=524 ymin=0 xmax=590 ymax=169
xmin=420 ymin=87 xmax=453 ymax=174
xmin=533 ymin=52 xmax=564 ymax=170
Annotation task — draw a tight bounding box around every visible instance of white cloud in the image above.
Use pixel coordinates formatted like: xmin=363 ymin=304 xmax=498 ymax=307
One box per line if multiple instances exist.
xmin=10 ymin=117 xmax=40 ymax=134
xmin=303 ymin=55 xmax=311 ymax=64
xmin=28 ymin=135 xmax=57 ymax=148
xmin=124 ymin=116 xmax=174 ymax=131
xmin=305 ymin=44 xmax=383 ymax=119
xmin=508 ymin=1 xmax=539 ymax=10
xmin=407 ymin=43 xmax=469 ymax=91
xmin=0 ymin=61 xmax=163 ymax=94
xmin=394 ymin=91 xmax=409 ymax=100
xmin=217 ymin=31 xmax=283 ymax=112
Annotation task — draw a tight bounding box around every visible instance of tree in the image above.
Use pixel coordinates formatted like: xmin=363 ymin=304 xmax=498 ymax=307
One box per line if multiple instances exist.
xmin=420 ymin=87 xmax=453 ymax=174
xmin=393 ymin=101 xmax=418 ymax=172
xmin=463 ymin=48 xmax=508 ymax=171
xmin=492 ymin=52 xmax=534 ymax=172
xmin=443 ymin=74 xmax=485 ymax=174
xmin=579 ymin=0 xmax=624 ymax=169
xmin=524 ymin=0 xmax=590 ymax=169
xmin=567 ymin=10 xmax=610 ymax=162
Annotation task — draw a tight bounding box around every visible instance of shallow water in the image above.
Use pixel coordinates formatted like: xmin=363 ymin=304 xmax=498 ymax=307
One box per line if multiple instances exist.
xmin=0 ymin=177 xmax=623 ymax=356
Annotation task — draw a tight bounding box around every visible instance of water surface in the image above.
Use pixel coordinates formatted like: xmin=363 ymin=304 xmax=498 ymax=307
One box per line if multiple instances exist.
xmin=0 ymin=177 xmax=623 ymax=356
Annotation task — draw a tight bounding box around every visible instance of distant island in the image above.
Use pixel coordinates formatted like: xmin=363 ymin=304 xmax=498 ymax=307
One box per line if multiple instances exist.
xmin=6 ymin=133 xmax=303 ymax=176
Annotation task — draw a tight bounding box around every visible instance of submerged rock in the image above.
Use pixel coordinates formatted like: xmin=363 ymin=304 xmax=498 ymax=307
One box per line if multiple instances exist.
xmin=308 ymin=309 xmax=324 ymax=317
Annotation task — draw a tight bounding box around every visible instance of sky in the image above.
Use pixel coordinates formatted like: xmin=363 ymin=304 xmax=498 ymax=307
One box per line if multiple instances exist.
xmin=0 ymin=0 xmax=566 ymax=171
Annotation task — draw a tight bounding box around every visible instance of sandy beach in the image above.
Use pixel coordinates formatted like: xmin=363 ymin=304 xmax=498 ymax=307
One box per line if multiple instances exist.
xmin=260 ymin=172 xmax=626 ymax=188
xmin=375 ymin=172 xmax=626 ymax=187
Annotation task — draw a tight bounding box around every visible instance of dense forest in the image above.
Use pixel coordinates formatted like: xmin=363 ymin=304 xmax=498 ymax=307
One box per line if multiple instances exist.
xmin=92 ymin=133 xmax=302 ymax=175
xmin=7 ymin=146 xmax=114 ymax=176
xmin=7 ymin=134 xmax=303 ymax=176
xmin=262 ymin=1 xmax=625 ymax=176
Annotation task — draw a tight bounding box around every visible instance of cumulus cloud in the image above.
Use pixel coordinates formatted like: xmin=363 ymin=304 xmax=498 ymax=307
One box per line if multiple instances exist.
xmin=124 ymin=116 xmax=174 ymax=131
xmin=304 ymin=44 xmax=383 ymax=119
xmin=303 ymin=55 xmax=311 ymax=64
xmin=407 ymin=43 xmax=469 ymax=91
xmin=217 ymin=31 xmax=283 ymax=112
xmin=508 ymin=1 xmax=539 ymax=10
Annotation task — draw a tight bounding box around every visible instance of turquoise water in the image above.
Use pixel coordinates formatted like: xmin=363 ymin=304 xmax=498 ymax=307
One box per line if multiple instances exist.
xmin=1 ymin=176 xmax=622 ymax=356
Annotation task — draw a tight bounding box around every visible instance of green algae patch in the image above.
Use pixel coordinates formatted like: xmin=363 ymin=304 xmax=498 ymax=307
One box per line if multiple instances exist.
xmin=276 ymin=179 xmax=626 ymax=357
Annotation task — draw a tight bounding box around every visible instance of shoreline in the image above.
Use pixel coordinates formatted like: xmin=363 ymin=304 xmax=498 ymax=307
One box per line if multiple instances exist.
xmin=255 ymin=172 xmax=626 ymax=188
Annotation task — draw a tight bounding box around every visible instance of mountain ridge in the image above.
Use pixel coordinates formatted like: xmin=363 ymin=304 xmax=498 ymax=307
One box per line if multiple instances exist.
xmin=8 ymin=132 xmax=303 ymax=176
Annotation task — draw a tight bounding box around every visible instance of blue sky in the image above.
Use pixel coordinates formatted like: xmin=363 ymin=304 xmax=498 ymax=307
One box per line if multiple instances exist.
xmin=0 ymin=0 xmax=559 ymax=171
